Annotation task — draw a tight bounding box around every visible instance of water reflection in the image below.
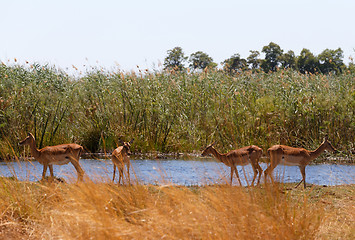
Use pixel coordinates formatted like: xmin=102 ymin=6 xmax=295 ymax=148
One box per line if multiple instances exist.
xmin=0 ymin=158 xmax=354 ymax=186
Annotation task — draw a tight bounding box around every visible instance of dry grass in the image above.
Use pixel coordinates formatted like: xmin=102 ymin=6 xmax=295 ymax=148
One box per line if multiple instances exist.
xmin=1 ymin=176 xmax=353 ymax=239
xmin=301 ymin=185 xmax=355 ymax=239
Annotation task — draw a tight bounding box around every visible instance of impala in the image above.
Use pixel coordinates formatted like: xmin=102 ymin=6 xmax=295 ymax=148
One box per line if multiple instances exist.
xmin=201 ymin=143 xmax=263 ymax=186
xmin=264 ymin=136 xmax=337 ymax=188
xmin=19 ymin=133 xmax=85 ymax=181
xmin=112 ymin=139 xmax=134 ymax=184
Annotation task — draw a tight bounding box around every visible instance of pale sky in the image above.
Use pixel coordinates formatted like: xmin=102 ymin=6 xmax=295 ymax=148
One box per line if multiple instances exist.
xmin=1 ymin=0 xmax=354 ymax=73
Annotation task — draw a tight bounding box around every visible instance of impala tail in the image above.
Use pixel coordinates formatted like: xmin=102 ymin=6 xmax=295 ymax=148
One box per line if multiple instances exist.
xmin=78 ymin=146 xmax=84 ymax=157
xmin=266 ymin=148 xmax=273 ymax=166
xmin=248 ymin=146 xmax=263 ymax=158
xmin=257 ymin=148 xmax=263 ymax=159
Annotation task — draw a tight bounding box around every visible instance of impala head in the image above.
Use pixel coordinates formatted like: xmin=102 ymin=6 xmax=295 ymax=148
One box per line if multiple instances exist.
xmin=201 ymin=142 xmax=215 ymax=157
xmin=19 ymin=133 xmax=35 ymax=146
xmin=322 ymin=136 xmax=337 ymax=153
xmin=122 ymin=138 xmax=134 ymax=155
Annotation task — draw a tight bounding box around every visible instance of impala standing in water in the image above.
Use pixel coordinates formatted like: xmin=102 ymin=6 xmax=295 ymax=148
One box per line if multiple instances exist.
xmin=19 ymin=133 xmax=85 ymax=181
xmin=201 ymin=143 xmax=263 ymax=186
xmin=112 ymin=139 xmax=134 ymax=184
xmin=264 ymin=136 xmax=337 ymax=188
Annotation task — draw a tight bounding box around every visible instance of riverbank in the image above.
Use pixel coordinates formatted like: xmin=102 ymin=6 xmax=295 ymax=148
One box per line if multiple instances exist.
xmin=0 ymin=178 xmax=353 ymax=239
xmin=282 ymin=183 xmax=355 ymax=239
xmin=3 ymin=151 xmax=354 ymax=164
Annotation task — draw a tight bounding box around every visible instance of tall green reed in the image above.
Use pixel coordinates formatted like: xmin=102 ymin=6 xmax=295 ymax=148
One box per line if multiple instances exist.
xmin=1 ymin=63 xmax=354 ymax=158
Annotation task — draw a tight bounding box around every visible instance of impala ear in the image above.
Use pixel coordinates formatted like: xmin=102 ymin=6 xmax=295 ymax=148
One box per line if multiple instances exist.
xmin=129 ymin=138 xmax=134 ymax=144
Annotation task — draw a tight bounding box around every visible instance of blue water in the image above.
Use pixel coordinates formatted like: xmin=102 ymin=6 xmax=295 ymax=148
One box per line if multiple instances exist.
xmin=0 ymin=158 xmax=354 ymax=186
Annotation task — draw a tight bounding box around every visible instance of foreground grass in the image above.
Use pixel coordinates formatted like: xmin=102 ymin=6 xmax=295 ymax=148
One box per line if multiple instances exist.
xmin=0 ymin=177 xmax=353 ymax=239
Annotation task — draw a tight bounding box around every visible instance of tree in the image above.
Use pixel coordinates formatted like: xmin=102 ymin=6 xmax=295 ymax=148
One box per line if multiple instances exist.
xmin=261 ymin=42 xmax=283 ymax=72
xmin=348 ymin=50 xmax=355 ymax=73
xmin=280 ymin=50 xmax=296 ymax=70
xmin=163 ymin=47 xmax=188 ymax=71
xmin=189 ymin=51 xmax=217 ymax=70
xmin=318 ymin=48 xmax=345 ymax=74
xmin=222 ymin=54 xmax=247 ymax=73
xmin=247 ymin=50 xmax=261 ymax=70
xmin=348 ymin=62 xmax=355 ymax=73
xmin=297 ymin=48 xmax=319 ymax=74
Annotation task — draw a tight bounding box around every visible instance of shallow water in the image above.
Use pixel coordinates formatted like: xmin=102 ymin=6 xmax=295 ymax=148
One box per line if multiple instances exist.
xmin=1 ymin=158 xmax=354 ymax=186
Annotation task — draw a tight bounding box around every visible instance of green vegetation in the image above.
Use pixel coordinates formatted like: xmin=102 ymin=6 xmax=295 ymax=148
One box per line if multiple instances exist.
xmin=164 ymin=43 xmax=351 ymax=74
xmin=0 ymin=62 xmax=354 ymax=158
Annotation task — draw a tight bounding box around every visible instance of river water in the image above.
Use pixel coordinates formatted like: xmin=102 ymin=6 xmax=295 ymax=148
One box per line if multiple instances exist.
xmin=0 ymin=158 xmax=354 ymax=186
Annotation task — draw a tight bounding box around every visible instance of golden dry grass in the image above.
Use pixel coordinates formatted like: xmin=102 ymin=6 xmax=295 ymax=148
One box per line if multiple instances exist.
xmin=0 ymin=177 xmax=353 ymax=239
xmin=301 ymin=185 xmax=355 ymax=239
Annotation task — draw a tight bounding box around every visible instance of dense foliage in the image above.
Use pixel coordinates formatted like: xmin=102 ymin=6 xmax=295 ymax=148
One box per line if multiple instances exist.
xmin=0 ymin=63 xmax=354 ymax=156
xmin=165 ymin=43 xmax=352 ymax=74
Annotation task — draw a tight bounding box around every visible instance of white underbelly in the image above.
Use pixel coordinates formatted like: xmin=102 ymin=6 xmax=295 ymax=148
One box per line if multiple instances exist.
xmin=279 ymin=155 xmax=302 ymax=166
xmin=47 ymin=155 xmax=71 ymax=165
xmin=49 ymin=159 xmax=70 ymax=165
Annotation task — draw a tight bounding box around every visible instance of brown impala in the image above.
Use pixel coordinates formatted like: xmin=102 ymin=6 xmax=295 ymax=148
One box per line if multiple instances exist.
xmin=112 ymin=139 xmax=134 ymax=184
xmin=264 ymin=136 xmax=337 ymax=188
xmin=19 ymin=133 xmax=85 ymax=181
xmin=201 ymin=143 xmax=263 ymax=186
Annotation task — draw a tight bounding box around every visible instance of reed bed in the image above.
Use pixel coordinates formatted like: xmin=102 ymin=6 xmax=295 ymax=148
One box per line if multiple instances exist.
xmin=2 ymin=176 xmax=353 ymax=239
xmin=0 ymin=63 xmax=354 ymax=159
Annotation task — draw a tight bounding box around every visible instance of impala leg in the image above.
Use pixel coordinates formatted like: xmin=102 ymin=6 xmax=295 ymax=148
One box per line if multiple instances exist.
xmin=126 ymin=162 xmax=131 ymax=185
xmin=248 ymin=154 xmax=257 ymax=186
xmin=303 ymin=167 xmax=307 ymax=189
xmin=49 ymin=165 xmax=54 ymax=179
xmin=264 ymin=164 xmax=276 ymax=185
xmin=118 ymin=167 xmax=123 ymax=185
xmin=251 ymin=168 xmax=257 ymax=186
xmin=250 ymin=161 xmax=258 ymax=186
xmin=42 ymin=163 xmax=48 ymax=180
xmin=256 ymin=163 xmax=263 ymax=185
xmin=295 ymin=166 xmax=306 ymax=189
xmin=234 ymin=166 xmax=242 ymax=186
xmin=265 ymin=150 xmax=280 ymax=185
xmin=295 ymin=179 xmax=303 ymax=188
xmin=230 ymin=167 xmax=233 ymax=185
xmin=251 ymin=162 xmax=263 ymax=186
xmin=113 ymin=164 xmax=116 ymax=182
xmin=69 ymin=157 xmax=85 ymax=181
xmin=264 ymin=165 xmax=269 ymax=184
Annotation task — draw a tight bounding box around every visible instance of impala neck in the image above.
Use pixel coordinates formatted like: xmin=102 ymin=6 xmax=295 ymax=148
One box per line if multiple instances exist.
xmin=210 ymin=147 xmax=228 ymax=164
xmin=28 ymin=137 xmax=41 ymax=159
xmin=309 ymin=142 xmax=327 ymax=161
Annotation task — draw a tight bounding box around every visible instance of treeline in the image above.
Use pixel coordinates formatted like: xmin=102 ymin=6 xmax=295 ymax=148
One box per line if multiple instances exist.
xmin=0 ymin=62 xmax=354 ymax=159
xmin=164 ymin=42 xmax=355 ymax=74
